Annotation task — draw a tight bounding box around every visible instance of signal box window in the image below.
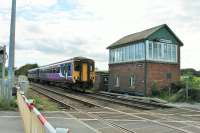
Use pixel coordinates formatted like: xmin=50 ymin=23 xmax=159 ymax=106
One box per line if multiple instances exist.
xmin=115 ymin=75 xmax=120 ymax=87
xmin=129 ymin=75 xmax=135 ymax=87
xmin=166 ymin=73 xmax=172 ymax=80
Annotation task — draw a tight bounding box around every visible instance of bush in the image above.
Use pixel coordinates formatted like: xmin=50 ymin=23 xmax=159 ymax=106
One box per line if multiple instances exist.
xmin=169 ymin=89 xmax=186 ymax=102
xmin=0 ymin=97 xmax=17 ymax=110
xmin=188 ymin=88 xmax=200 ymax=102
xmin=151 ymin=81 xmax=160 ymax=96
xmin=170 ymin=81 xmax=185 ymax=94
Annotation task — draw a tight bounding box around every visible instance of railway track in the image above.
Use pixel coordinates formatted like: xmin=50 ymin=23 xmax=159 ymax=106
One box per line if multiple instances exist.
xmin=92 ymin=91 xmax=172 ymax=109
xmin=30 ymin=83 xmax=194 ymax=133
xmin=30 ymin=84 xmax=138 ymax=133
xmin=31 ymin=83 xmax=170 ymax=110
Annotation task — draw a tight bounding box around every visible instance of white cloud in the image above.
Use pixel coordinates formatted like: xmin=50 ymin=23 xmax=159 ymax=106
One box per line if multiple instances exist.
xmin=0 ymin=0 xmax=200 ymax=70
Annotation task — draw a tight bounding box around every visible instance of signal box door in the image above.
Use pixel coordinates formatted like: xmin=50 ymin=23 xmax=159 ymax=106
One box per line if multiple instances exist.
xmin=82 ymin=63 xmax=88 ymax=81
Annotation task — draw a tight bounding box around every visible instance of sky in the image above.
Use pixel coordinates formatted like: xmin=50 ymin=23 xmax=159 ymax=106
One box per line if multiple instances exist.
xmin=0 ymin=0 xmax=200 ymax=70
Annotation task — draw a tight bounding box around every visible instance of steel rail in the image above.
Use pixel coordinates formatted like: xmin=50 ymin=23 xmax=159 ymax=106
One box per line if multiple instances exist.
xmin=30 ymin=83 xmax=193 ymax=133
xmin=31 ymin=84 xmax=96 ymax=108
xmin=93 ymin=92 xmax=173 ymax=108
xmin=31 ymin=83 xmax=157 ymax=110
xmin=30 ymin=84 xmax=137 ymax=133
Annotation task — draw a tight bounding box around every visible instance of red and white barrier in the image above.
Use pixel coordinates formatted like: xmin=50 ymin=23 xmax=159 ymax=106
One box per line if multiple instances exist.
xmin=18 ymin=89 xmax=69 ymax=133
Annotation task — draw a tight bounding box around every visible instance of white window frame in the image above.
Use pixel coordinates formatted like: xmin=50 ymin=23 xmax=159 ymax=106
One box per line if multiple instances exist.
xmin=145 ymin=40 xmax=178 ymax=63
xmin=129 ymin=75 xmax=135 ymax=87
xmin=115 ymin=75 xmax=120 ymax=87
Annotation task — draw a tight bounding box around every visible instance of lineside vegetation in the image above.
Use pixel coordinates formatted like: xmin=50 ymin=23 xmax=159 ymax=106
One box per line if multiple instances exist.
xmin=0 ymin=97 xmax=17 ymax=110
xmin=151 ymin=73 xmax=200 ymax=102
xmin=26 ymin=88 xmax=61 ymax=111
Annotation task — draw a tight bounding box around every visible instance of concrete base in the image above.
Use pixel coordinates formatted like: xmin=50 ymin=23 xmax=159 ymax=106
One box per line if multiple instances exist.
xmin=1 ymin=106 xmax=200 ymax=133
xmin=0 ymin=111 xmax=23 ymax=133
xmin=43 ymin=107 xmax=200 ymax=133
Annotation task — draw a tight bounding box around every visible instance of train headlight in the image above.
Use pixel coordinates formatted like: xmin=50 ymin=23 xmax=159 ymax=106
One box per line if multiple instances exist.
xmin=74 ymin=76 xmax=79 ymax=80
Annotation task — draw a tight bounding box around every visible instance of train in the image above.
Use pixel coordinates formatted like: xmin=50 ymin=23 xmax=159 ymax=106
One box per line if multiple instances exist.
xmin=28 ymin=57 xmax=95 ymax=91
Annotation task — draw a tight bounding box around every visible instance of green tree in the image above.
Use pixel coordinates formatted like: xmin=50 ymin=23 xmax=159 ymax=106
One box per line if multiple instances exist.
xmin=0 ymin=64 xmax=8 ymax=77
xmin=15 ymin=64 xmax=38 ymax=76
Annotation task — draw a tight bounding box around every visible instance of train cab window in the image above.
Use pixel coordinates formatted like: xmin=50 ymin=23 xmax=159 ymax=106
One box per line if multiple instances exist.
xmin=74 ymin=63 xmax=80 ymax=71
xmin=89 ymin=64 xmax=93 ymax=71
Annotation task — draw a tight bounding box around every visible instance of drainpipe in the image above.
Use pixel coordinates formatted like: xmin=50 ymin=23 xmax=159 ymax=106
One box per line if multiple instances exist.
xmin=144 ymin=40 xmax=147 ymax=96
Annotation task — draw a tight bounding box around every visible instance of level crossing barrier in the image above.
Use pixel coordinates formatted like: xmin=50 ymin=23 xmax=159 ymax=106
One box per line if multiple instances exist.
xmin=17 ymin=87 xmax=69 ymax=133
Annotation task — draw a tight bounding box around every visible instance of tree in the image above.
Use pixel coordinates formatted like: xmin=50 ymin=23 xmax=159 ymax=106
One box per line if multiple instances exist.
xmin=0 ymin=64 xmax=8 ymax=77
xmin=181 ymin=68 xmax=200 ymax=77
xmin=15 ymin=64 xmax=38 ymax=76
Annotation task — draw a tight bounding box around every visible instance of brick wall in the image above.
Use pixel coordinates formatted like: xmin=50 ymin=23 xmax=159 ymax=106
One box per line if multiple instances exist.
xmin=146 ymin=62 xmax=180 ymax=95
xmin=109 ymin=62 xmax=145 ymax=95
xmin=109 ymin=62 xmax=180 ymax=96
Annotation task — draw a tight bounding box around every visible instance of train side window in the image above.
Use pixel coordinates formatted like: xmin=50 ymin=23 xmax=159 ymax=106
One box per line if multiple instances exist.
xmin=65 ymin=64 xmax=70 ymax=72
xmin=67 ymin=64 xmax=72 ymax=76
xmin=56 ymin=67 xmax=60 ymax=73
xmin=61 ymin=66 xmax=65 ymax=75
xmin=53 ymin=68 xmax=56 ymax=73
xmin=68 ymin=64 xmax=71 ymax=71
xmin=51 ymin=68 xmax=54 ymax=73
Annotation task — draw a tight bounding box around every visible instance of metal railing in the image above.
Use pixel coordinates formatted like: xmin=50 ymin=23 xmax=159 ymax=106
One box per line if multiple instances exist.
xmin=0 ymin=79 xmax=12 ymax=100
xmin=17 ymin=87 xmax=69 ymax=133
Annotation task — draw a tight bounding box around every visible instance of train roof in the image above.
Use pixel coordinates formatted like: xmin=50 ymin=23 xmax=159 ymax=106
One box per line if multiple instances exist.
xmin=28 ymin=68 xmax=39 ymax=72
xmin=28 ymin=57 xmax=94 ymax=71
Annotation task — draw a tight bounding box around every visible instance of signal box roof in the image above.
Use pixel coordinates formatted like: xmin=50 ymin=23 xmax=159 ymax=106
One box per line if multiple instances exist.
xmin=107 ymin=24 xmax=183 ymax=49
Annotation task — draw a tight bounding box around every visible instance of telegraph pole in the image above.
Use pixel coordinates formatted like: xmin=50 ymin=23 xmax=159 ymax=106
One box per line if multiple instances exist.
xmin=2 ymin=46 xmax=6 ymax=97
xmin=8 ymin=0 xmax=16 ymax=101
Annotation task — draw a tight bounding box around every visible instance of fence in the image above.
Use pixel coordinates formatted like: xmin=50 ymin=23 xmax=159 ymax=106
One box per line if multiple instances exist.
xmin=17 ymin=88 xmax=69 ymax=133
xmin=0 ymin=79 xmax=12 ymax=101
xmin=18 ymin=75 xmax=29 ymax=93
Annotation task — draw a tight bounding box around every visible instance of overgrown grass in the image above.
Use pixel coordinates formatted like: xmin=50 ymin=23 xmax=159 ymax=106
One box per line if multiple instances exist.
xmin=167 ymin=88 xmax=200 ymax=103
xmin=26 ymin=88 xmax=61 ymax=111
xmin=151 ymin=75 xmax=200 ymax=103
xmin=0 ymin=97 xmax=18 ymax=111
xmin=86 ymin=87 xmax=98 ymax=93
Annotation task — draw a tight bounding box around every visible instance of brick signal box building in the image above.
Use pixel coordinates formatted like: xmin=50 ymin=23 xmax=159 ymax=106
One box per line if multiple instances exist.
xmin=107 ymin=24 xmax=183 ymax=96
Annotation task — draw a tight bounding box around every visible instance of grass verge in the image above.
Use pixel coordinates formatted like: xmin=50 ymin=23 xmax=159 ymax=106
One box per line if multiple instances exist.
xmin=0 ymin=97 xmax=18 ymax=111
xmin=26 ymin=88 xmax=61 ymax=111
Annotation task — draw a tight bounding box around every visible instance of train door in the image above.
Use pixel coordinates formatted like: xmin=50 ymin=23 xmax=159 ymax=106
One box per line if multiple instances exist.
xmin=60 ymin=64 xmax=66 ymax=78
xmin=82 ymin=63 xmax=88 ymax=81
xmin=65 ymin=63 xmax=72 ymax=80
